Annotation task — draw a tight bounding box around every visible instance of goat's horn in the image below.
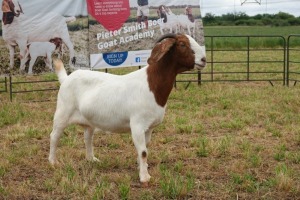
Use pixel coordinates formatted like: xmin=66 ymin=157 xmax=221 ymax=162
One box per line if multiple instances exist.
xmin=156 ymin=33 xmax=178 ymax=44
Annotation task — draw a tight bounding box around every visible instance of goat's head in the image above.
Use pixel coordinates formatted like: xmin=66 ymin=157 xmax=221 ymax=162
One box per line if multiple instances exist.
xmin=157 ymin=5 xmax=168 ymax=23
xmin=50 ymin=37 xmax=63 ymax=49
xmin=3 ymin=0 xmax=23 ymax=17
xmin=148 ymin=33 xmax=206 ymax=73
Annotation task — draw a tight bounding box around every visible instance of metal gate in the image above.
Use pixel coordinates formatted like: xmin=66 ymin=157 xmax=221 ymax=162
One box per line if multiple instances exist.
xmin=287 ymin=34 xmax=300 ymax=86
xmin=176 ymin=35 xmax=286 ymax=86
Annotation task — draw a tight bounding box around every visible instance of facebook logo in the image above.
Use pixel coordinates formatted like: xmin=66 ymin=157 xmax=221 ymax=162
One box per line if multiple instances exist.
xmin=135 ymin=57 xmax=141 ymax=63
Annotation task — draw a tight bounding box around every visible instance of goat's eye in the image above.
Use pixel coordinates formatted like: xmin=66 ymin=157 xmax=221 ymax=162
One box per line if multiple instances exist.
xmin=179 ymin=42 xmax=185 ymax=48
xmin=192 ymin=50 xmax=195 ymax=54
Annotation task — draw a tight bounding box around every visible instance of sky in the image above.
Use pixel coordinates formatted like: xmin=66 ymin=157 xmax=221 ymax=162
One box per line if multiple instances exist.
xmin=200 ymin=0 xmax=300 ymax=17
xmin=1 ymin=0 xmax=299 ymax=18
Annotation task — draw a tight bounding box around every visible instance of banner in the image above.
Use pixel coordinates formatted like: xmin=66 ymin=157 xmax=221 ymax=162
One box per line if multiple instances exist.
xmin=0 ymin=0 xmax=205 ymax=75
xmin=0 ymin=0 xmax=88 ymax=75
xmin=88 ymin=0 xmax=205 ymax=69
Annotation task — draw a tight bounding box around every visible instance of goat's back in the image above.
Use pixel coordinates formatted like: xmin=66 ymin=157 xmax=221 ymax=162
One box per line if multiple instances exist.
xmin=3 ymin=12 xmax=69 ymax=42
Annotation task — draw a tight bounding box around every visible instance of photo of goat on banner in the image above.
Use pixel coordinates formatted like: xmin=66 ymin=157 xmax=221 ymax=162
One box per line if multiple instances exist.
xmin=88 ymin=0 xmax=205 ymax=69
xmin=0 ymin=0 xmax=89 ymax=76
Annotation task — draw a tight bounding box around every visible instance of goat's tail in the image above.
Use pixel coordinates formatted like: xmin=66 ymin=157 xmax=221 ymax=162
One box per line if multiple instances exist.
xmin=53 ymin=59 xmax=68 ymax=84
xmin=65 ymin=16 xmax=76 ymax=23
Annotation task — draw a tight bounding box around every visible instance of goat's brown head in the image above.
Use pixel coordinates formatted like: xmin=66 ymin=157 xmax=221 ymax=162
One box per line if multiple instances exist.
xmin=50 ymin=38 xmax=63 ymax=49
xmin=148 ymin=33 xmax=206 ymax=74
xmin=2 ymin=0 xmax=23 ymax=24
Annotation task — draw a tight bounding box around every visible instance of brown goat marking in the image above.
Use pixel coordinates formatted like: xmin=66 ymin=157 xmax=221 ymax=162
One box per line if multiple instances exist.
xmin=147 ymin=34 xmax=195 ymax=107
xmin=2 ymin=0 xmax=11 ymax=12
xmin=142 ymin=151 xmax=147 ymax=159
xmin=49 ymin=38 xmax=63 ymax=49
xmin=2 ymin=0 xmax=15 ymax=25
xmin=187 ymin=14 xmax=195 ymax=23
xmin=147 ymin=38 xmax=176 ymax=65
xmin=157 ymin=5 xmax=168 ymax=23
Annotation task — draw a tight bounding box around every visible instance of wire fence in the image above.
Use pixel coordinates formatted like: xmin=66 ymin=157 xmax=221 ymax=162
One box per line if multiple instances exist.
xmin=1 ymin=34 xmax=300 ymax=102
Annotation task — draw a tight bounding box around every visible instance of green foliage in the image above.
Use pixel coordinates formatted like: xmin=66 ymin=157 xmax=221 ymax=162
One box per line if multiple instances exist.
xmin=204 ymin=11 xmax=300 ymax=26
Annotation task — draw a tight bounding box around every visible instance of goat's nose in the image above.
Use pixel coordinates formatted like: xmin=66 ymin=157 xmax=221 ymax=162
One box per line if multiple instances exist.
xmin=201 ymin=57 xmax=206 ymax=64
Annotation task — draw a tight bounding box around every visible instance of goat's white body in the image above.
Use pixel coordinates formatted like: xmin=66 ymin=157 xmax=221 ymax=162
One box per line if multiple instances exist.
xmin=177 ymin=14 xmax=196 ymax=37
xmin=23 ymin=42 xmax=56 ymax=74
xmin=56 ymin=68 xmax=165 ymax=133
xmin=159 ymin=14 xmax=179 ymax=35
xmin=2 ymin=7 xmax=75 ymax=71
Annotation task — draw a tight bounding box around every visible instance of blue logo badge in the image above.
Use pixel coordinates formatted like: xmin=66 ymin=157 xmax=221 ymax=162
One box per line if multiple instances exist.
xmin=136 ymin=57 xmax=141 ymax=63
xmin=103 ymin=52 xmax=128 ymax=66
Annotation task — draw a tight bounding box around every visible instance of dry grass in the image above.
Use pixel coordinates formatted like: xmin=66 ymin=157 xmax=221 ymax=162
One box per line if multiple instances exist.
xmin=0 ymin=77 xmax=300 ymax=199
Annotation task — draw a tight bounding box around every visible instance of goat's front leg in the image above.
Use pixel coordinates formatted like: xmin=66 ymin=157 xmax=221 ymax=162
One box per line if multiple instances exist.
xmin=131 ymin=123 xmax=151 ymax=185
xmin=7 ymin=45 xmax=15 ymax=69
xmin=28 ymin=56 xmax=37 ymax=75
xmin=84 ymin=127 xmax=99 ymax=162
xmin=145 ymin=128 xmax=153 ymax=146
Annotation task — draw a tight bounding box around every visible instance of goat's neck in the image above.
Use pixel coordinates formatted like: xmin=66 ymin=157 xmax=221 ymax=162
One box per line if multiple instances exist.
xmin=147 ymin=61 xmax=177 ymax=107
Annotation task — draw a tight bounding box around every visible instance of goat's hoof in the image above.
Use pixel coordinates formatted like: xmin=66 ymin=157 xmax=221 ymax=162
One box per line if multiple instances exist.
xmin=140 ymin=174 xmax=151 ymax=185
xmin=140 ymin=181 xmax=149 ymax=188
xmin=92 ymin=157 xmax=100 ymax=162
xmin=49 ymin=158 xmax=59 ymax=166
xmin=87 ymin=156 xmax=100 ymax=162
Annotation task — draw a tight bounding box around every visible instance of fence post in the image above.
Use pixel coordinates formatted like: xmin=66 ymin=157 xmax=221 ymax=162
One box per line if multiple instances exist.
xmin=287 ymin=35 xmax=290 ymax=86
xmin=9 ymin=76 xmax=13 ymax=102
xmin=247 ymin=36 xmax=250 ymax=81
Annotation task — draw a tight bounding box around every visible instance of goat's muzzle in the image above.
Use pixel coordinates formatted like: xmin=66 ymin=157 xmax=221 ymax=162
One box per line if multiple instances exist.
xmin=195 ymin=57 xmax=206 ymax=70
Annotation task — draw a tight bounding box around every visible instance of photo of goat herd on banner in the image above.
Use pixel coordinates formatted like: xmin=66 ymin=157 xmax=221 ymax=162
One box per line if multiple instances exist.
xmin=0 ymin=0 xmax=89 ymax=75
xmin=0 ymin=0 xmax=205 ymax=75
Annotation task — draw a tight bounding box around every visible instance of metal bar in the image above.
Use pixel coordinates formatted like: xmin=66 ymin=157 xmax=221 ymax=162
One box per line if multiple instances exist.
xmin=11 ymin=88 xmax=58 ymax=94
xmin=247 ymin=36 xmax=250 ymax=81
xmin=9 ymin=76 xmax=12 ymax=102
xmin=211 ymin=36 xmax=214 ymax=81
xmin=11 ymin=80 xmax=58 ymax=84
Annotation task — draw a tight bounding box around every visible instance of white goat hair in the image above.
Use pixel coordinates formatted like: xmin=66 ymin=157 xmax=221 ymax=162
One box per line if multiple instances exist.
xmin=22 ymin=42 xmax=56 ymax=74
xmin=177 ymin=14 xmax=196 ymax=37
xmin=1 ymin=0 xmax=76 ymax=70
xmin=48 ymin=34 xmax=206 ymax=185
xmin=158 ymin=14 xmax=179 ymax=35
xmin=157 ymin=6 xmax=179 ymax=35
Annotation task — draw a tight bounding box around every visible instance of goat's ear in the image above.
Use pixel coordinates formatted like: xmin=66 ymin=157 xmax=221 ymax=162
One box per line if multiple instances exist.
xmin=148 ymin=38 xmax=176 ymax=65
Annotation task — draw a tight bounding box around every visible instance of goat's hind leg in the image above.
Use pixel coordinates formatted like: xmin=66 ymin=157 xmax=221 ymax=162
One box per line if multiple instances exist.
xmin=84 ymin=127 xmax=99 ymax=162
xmin=48 ymin=110 xmax=68 ymax=165
xmin=49 ymin=125 xmax=66 ymax=165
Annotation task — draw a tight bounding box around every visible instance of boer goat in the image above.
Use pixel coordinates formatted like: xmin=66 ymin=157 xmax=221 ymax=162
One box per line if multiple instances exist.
xmin=48 ymin=34 xmax=206 ymax=185
xmin=157 ymin=5 xmax=196 ymax=38
xmin=22 ymin=38 xmax=63 ymax=74
xmin=157 ymin=5 xmax=179 ymax=35
xmin=1 ymin=0 xmax=76 ymax=71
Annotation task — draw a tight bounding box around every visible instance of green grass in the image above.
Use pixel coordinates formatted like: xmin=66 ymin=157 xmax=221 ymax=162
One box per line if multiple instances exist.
xmin=204 ymin=26 xmax=300 ymax=48
xmin=1 ymin=80 xmax=300 ymax=199
xmin=1 ymin=26 xmax=300 ymax=198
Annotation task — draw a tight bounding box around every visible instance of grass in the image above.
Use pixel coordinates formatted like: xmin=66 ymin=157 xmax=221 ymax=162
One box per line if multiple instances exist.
xmin=1 ymin=26 xmax=300 ymax=198
xmin=204 ymin=26 xmax=300 ymax=48
xmin=1 ymin=79 xmax=300 ymax=199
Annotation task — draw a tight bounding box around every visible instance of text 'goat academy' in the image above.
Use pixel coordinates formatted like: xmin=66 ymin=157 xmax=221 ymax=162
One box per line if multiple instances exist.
xmin=96 ymin=19 xmax=163 ymax=50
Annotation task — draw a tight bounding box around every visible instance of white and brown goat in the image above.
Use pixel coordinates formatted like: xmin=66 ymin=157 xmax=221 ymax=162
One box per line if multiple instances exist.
xmin=21 ymin=38 xmax=63 ymax=74
xmin=48 ymin=34 xmax=206 ymax=185
xmin=1 ymin=0 xmax=76 ymax=70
